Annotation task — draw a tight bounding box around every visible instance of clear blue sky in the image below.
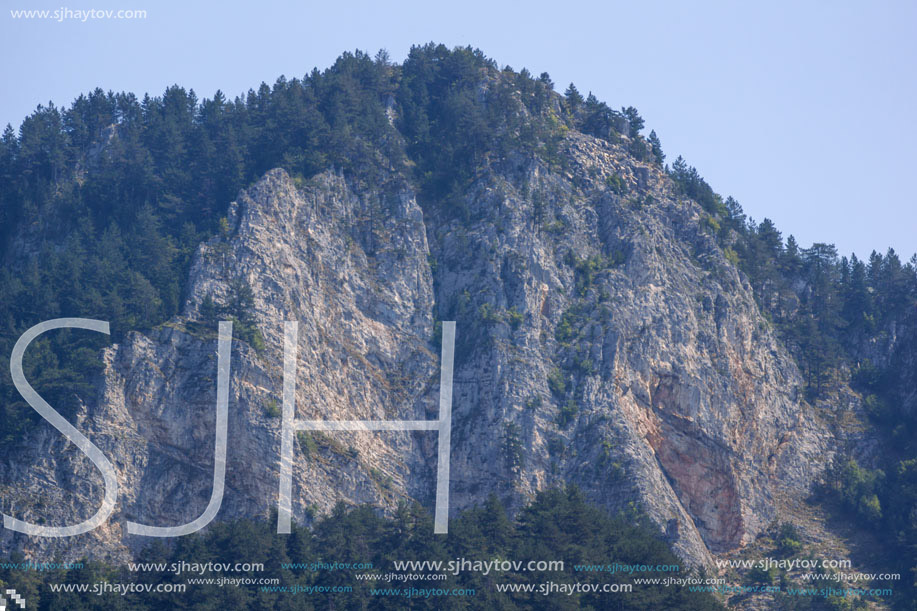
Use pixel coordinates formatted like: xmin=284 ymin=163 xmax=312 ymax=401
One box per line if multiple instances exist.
xmin=2 ymin=0 xmax=914 ymax=259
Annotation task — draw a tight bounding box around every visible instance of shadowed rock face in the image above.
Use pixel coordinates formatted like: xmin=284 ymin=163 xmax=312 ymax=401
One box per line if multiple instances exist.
xmin=0 ymin=130 xmax=833 ymax=567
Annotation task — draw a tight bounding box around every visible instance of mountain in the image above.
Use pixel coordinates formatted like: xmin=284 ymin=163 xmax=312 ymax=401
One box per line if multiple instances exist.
xmin=0 ymin=45 xmax=914 ymax=608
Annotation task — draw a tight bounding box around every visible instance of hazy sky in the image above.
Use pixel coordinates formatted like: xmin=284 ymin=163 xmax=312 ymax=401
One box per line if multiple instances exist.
xmin=2 ymin=0 xmax=914 ymax=259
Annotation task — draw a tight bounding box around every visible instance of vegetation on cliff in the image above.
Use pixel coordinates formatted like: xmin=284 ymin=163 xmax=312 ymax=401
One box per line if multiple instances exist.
xmin=0 ymin=43 xmax=914 ymax=607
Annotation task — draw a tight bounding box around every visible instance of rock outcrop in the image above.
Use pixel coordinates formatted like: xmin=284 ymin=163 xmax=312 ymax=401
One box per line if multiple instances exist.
xmin=0 ymin=129 xmax=833 ymax=567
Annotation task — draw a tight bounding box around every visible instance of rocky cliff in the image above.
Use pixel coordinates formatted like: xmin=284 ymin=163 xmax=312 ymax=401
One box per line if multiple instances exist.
xmin=0 ymin=127 xmax=835 ymax=568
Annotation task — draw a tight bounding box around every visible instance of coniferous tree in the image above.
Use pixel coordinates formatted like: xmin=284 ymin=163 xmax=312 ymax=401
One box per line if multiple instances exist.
xmin=647 ymin=129 xmax=664 ymax=164
xmin=621 ymin=105 xmax=644 ymax=137
xmin=564 ymin=82 xmax=583 ymax=107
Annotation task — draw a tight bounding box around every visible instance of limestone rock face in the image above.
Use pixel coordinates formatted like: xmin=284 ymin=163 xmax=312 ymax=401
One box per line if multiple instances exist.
xmin=0 ymin=131 xmax=833 ymax=567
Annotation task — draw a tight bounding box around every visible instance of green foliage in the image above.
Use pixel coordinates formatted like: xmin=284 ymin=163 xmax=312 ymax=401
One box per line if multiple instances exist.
xmin=567 ymin=252 xmax=615 ymax=297
xmin=547 ymin=367 xmax=566 ymax=397
xmin=857 ymin=494 xmax=882 ymax=521
xmin=478 ymin=302 xmax=502 ymax=324
xmin=431 ymin=319 xmax=443 ymax=351
xmin=647 ymin=129 xmax=665 ymax=165
xmin=701 ymin=213 xmax=720 ymax=234
xmin=505 ymin=306 xmax=524 ymax=330
xmin=555 ymin=308 xmax=578 ymax=345
xmin=296 ymin=431 xmax=317 ymax=457
xmin=775 ymin=522 xmax=803 ymax=557
xmin=0 ymin=488 xmax=722 ymax=609
xmin=200 ymin=276 xmax=265 ymax=354
xmin=823 ymin=457 xmax=884 ymax=522
xmin=397 ymin=44 xmax=561 ymax=208
xmin=747 ymin=564 xmax=779 ymax=584
xmin=200 ymin=294 xmax=219 ymax=324
xmin=862 ymin=393 xmax=892 ymax=421
xmin=669 ymin=156 xmax=725 ymax=216
xmin=574 ymin=355 xmax=595 ymax=375
xmin=564 ymin=82 xmax=584 ymax=107
xmin=502 ymin=420 xmax=525 ymax=473
xmin=556 ymin=398 xmax=578 ymax=428
xmin=475 ymin=303 xmax=527 ymax=331
xmin=621 ymin=106 xmax=644 ymax=138
xmin=263 ymin=399 xmax=281 ymax=419
xmin=605 ymin=172 xmax=627 ymax=194
xmin=627 ymin=135 xmax=651 ymax=161
xmin=573 ymin=93 xmax=626 ymax=142
xmin=297 ymin=430 xmax=354 ymax=462
xmin=0 ymin=52 xmax=407 ymax=443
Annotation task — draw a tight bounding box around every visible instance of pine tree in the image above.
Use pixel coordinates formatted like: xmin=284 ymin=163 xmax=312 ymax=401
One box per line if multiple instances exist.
xmin=647 ymin=129 xmax=664 ymax=164
xmin=564 ymin=83 xmax=583 ymax=107
xmin=374 ymin=48 xmax=391 ymax=65
xmin=621 ymin=106 xmax=644 ymax=137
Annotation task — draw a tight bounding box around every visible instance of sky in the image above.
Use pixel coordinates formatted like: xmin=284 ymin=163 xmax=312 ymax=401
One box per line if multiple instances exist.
xmin=1 ymin=0 xmax=914 ymax=260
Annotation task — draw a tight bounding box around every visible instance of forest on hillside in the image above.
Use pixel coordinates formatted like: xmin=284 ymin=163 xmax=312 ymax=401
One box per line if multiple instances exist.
xmin=0 ymin=488 xmax=724 ymax=610
xmin=0 ymin=44 xmax=914 ymax=608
